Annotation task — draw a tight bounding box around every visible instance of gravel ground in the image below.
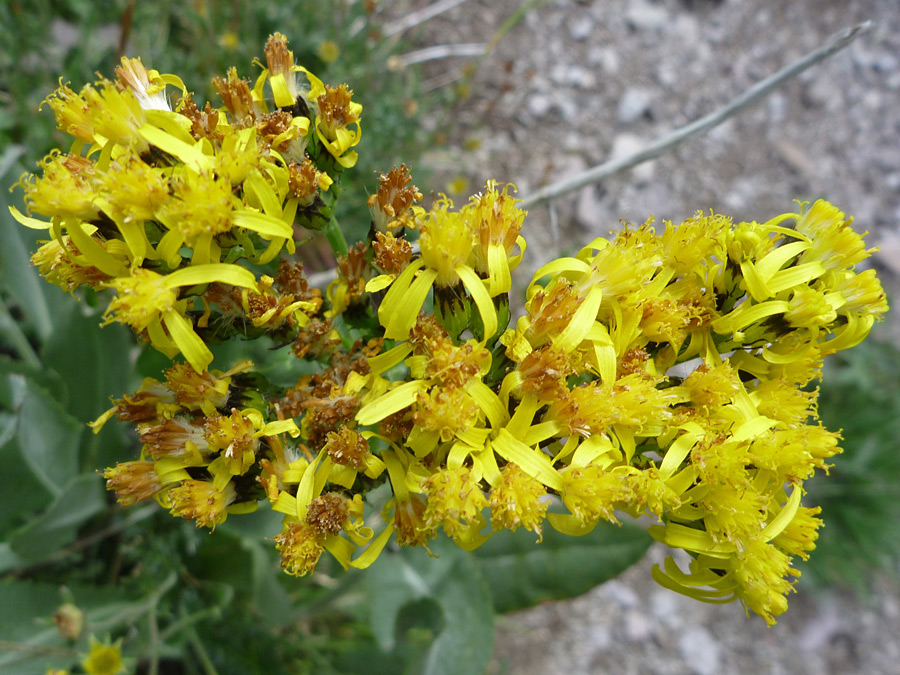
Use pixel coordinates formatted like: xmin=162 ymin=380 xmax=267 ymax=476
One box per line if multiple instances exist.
xmin=396 ymin=0 xmax=900 ymax=672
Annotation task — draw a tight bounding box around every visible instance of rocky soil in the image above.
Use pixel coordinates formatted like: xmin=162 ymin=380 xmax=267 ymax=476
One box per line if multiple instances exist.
xmin=397 ymin=0 xmax=900 ymax=672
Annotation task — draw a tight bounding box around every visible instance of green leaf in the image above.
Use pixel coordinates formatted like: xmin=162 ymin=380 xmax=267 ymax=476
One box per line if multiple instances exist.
xmin=0 ymin=578 xmax=74 ymax=674
xmin=13 ymin=373 xmax=82 ymax=496
xmin=0 ymin=573 xmax=177 ymax=674
xmin=472 ymin=519 xmax=653 ymax=613
xmin=366 ymin=538 xmax=494 ymax=675
xmin=8 ymin=472 xmax=106 ymax=563
xmin=0 ymin=434 xmax=52 ymax=538
xmin=0 ymin=179 xmax=54 ymax=342
xmin=192 ymin=508 xmax=296 ymax=627
xmin=42 ymin=302 xmax=135 ymax=425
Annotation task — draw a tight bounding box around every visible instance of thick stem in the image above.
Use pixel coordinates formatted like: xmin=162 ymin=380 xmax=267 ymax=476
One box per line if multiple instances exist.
xmin=323 ymin=216 xmax=349 ymax=259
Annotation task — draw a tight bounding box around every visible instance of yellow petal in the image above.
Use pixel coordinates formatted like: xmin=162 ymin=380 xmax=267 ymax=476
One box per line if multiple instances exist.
xmin=165 ymin=262 xmax=259 ymax=291
xmin=491 ymin=428 xmax=563 ymax=491
xmin=547 ymin=512 xmax=596 ymax=536
xmin=365 ymin=274 xmax=395 ymax=294
xmin=138 ymin=124 xmax=211 ymax=172
xmin=356 ymin=380 xmax=428 ymax=426
xmin=323 ymin=534 xmax=354 ymax=570
xmin=268 ymin=73 xmax=295 ymax=108
xmin=761 ymin=486 xmax=802 ymax=542
xmin=350 ymin=523 xmax=395 ymax=569
xmin=161 ymin=309 xmax=213 ymax=372
xmin=66 ymin=220 xmax=128 ymax=277
xmin=456 ymin=264 xmax=497 ymax=341
xmin=379 ymin=261 xmax=434 ymax=340
xmin=554 ymin=285 xmax=603 ymax=353
xmin=8 ymin=205 xmax=51 ymax=230
xmin=261 ymin=419 xmax=302 ymax=437
xmin=232 ymin=210 xmax=294 ymax=239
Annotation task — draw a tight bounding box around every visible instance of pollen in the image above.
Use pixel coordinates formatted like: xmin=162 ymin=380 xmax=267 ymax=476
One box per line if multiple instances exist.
xmin=288 ymin=157 xmax=329 ymax=204
xmin=518 ymin=345 xmax=573 ymax=399
xmin=419 ymin=197 xmax=475 ymax=287
xmin=264 ymin=32 xmax=295 ymax=80
xmin=102 ymin=268 xmax=178 ymax=332
xmin=422 ymin=466 xmax=488 ymax=539
xmin=212 ymin=67 xmax=256 ymax=122
xmin=305 ymin=492 xmax=349 ymax=535
xmin=103 ymin=461 xmax=164 ymax=506
xmin=525 ymin=279 xmax=582 ymax=347
xmin=367 ymin=164 xmax=422 ymax=232
xmin=489 ymin=462 xmax=548 ymax=538
xmin=274 ymin=521 xmax=325 ymax=576
xmin=155 ymin=169 xmax=235 ymax=240
xmin=413 ymin=386 xmax=479 ymax=442
xmin=167 ymin=479 xmax=235 ymax=529
xmin=373 ymin=231 xmax=413 ymax=275
xmin=317 ymin=84 xmax=359 ymax=135
xmin=164 ymin=362 xmax=232 ymax=414
xmin=205 ymin=409 xmax=259 ymax=475
xmin=322 ymin=428 xmax=370 ymax=470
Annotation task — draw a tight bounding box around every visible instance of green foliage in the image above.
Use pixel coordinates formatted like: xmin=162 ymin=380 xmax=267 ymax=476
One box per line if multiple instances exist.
xmin=473 ymin=518 xmax=652 ymax=613
xmin=803 ymin=329 xmax=900 ymax=589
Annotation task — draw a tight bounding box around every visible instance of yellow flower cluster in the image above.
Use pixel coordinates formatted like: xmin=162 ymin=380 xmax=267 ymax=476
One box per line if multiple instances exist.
xmin=11 ymin=34 xmax=359 ymax=372
xmin=353 ymin=196 xmax=887 ymax=624
xmin=18 ymin=39 xmax=888 ymax=627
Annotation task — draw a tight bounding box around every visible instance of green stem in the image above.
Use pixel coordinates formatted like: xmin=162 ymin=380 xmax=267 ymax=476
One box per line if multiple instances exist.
xmin=0 ymin=301 xmax=41 ymax=369
xmin=147 ymin=608 xmax=160 ymax=675
xmin=322 ymin=215 xmax=349 ymax=259
xmin=187 ymin=626 xmax=219 ymax=675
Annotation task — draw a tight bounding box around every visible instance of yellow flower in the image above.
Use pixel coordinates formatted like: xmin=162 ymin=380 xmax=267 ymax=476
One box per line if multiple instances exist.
xmin=274 ymin=520 xmax=325 ymax=576
xmin=377 ymin=196 xmax=497 ymax=341
xmin=31 ymin=235 xmax=111 ymax=293
xmin=314 ymin=84 xmax=363 ymax=168
xmin=683 ymin=362 xmax=741 ymax=411
xmin=18 ymin=151 xmax=100 ymax=220
xmin=467 ymin=180 xmax=527 ymax=296
xmin=260 ymin=33 xmax=324 ymax=109
xmin=101 ymin=265 xmax=258 ymax=372
xmin=166 ymin=478 xmax=236 ymax=529
xmin=559 ymin=464 xmax=633 ymax=525
xmin=81 ymin=636 xmax=125 ymax=675
xmin=367 ymin=164 xmax=423 ymax=233
xmin=413 ymin=386 xmax=480 ymax=443
xmin=393 ymin=495 xmax=435 ymax=547
xmin=733 ymin=538 xmax=798 ymax=626
xmin=205 ymin=409 xmax=261 ymax=480
xmin=53 ymin=603 xmax=84 ymax=640
xmin=422 ymin=466 xmax=488 ymax=541
xmin=794 ymin=199 xmax=870 ymax=270
xmin=103 ymin=461 xmax=166 ymax=506
xmin=115 ymin=56 xmax=182 ymax=112
xmin=317 ymin=40 xmax=340 ymax=64
xmin=489 ymin=462 xmax=548 ymax=538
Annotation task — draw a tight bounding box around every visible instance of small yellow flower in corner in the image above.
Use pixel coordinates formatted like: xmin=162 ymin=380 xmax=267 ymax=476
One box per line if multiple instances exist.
xmin=81 ymin=635 xmax=125 ymax=675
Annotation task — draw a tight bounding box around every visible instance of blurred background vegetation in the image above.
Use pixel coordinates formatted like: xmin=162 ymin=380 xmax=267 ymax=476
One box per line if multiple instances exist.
xmin=0 ymin=1 xmax=897 ymax=674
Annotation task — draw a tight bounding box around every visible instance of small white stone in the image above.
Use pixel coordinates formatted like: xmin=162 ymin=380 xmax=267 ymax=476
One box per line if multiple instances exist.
xmin=678 ymin=626 xmax=721 ymax=675
xmin=650 ymin=589 xmax=681 ymax=626
xmin=569 ymin=15 xmax=594 ymax=41
xmin=617 ymin=88 xmax=653 ymax=124
xmin=610 ymin=133 xmax=655 ymax=183
xmin=602 ymin=580 xmax=640 ymax=609
xmin=526 ymin=93 xmax=552 ymax=119
xmin=625 ymin=0 xmax=669 ymax=31
xmin=625 ymin=611 xmax=653 ymax=642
